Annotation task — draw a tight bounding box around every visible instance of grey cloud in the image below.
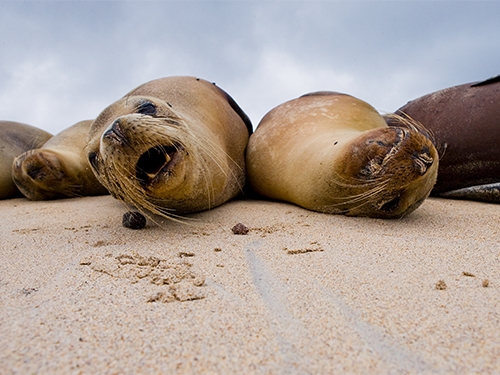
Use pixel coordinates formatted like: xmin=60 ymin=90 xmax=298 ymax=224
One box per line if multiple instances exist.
xmin=0 ymin=1 xmax=498 ymax=133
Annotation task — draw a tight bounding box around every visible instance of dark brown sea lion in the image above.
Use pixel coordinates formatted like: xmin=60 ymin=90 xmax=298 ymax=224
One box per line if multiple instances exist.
xmin=12 ymin=120 xmax=108 ymax=200
xmin=86 ymin=76 xmax=252 ymax=219
xmin=246 ymin=91 xmax=438 ymax=219
xmin=0 ymin=121 xmax=52 ymax=199
xmin=389 ymin=75 xmax=500 ymax=203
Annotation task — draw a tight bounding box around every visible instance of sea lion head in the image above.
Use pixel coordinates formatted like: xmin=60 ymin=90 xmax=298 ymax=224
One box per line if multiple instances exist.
xmin=11 ymin=120 xmax=107 ymax=201
xmin=331 ymin=114 xmax=438 ymax=218
xmin=0 ymin=121 xmax=53 ymax=199
xmin=12 ymin=149 xmax=81 ymax=200
xmin=86 ymin=92 xmax=245 ymax=218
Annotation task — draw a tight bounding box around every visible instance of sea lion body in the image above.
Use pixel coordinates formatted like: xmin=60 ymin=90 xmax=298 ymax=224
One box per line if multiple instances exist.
xmin=246 ymin=92 xmax=438 ymax=218
xmin=86 ymin=76 xmax=252 ymax=217
xmin=0 ymin=121 xmax=52 ymax=199
xmin=12 ymin=120 xmax=108 ymax=200
xmin=391 ymin=75 xmax=500 ymax=202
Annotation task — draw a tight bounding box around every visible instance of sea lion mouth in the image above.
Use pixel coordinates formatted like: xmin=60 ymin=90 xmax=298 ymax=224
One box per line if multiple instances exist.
xmin=136 ymin=144 xmax=184 ymax=186
xmin=378 ymin=195 xmax=401 ymax=213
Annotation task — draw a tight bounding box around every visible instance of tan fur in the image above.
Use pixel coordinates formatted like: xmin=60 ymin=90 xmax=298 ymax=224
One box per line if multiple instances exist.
xmin=12 ymin=120 xmax=108 ymax=200
xmin=0 ymin=121 xmax=52 ymax=199
xmin=86 ymin=76 xmax=251 ymax=218
xmin=246 ymin=92 xmax=439 ymax=218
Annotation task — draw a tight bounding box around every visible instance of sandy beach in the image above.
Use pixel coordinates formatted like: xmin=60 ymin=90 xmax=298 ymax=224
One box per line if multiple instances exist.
xmin=1 ymin=195 xmax=499 ymax=374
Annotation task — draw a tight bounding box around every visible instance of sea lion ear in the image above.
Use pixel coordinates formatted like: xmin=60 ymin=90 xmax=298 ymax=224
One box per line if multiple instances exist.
xmin=136 ymin=101 xmax=157 ymax=116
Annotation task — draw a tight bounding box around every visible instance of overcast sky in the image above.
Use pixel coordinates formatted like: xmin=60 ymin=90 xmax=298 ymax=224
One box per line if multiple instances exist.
xmin=1 ymin=1 xmax=498 ymax=134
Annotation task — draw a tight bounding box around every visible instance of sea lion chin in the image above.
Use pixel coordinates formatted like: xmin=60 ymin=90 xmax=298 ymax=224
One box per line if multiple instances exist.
xmin=246 ymin=91 xmax=438 ymax=219
xmin=86 ymin=76 xmax=252 ymax=218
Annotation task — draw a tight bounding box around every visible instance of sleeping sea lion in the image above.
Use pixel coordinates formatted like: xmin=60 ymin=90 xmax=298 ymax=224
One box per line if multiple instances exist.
xmin=246 ymin=91 xmax=438 ymax=219
xmin=86 ymin=76 xmax=252 ymax=219
xmin=0 ymin=121 xmax=52 ymax=199
xmin=389 ymin=75 xmax=500 ymax=203
xmin=12 ymin=120 xmax=108 ymax=200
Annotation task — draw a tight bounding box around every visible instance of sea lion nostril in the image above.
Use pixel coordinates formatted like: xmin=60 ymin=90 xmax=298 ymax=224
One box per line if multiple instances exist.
xmin=413 ymin=148 xmax=434 ymax=175
xmin=103 ymin=120 xmax=129 ymax=145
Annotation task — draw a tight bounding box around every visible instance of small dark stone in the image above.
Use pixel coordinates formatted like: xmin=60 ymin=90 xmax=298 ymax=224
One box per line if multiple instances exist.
xmin=231 ymin=222 xmax=249 ymax=235
xmin=21 ymin=287 xmax=38 ymax=296
xmin=122 ymin=211 xmax=147 ymax=230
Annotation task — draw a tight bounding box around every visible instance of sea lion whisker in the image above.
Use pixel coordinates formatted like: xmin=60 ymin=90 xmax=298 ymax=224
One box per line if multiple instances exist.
xmin=107 ymin=158 xmax=193 ymax=224
xmin=384 ymin=112 xmax=437 ymax=147
xmin=323 ymin=182 xmax=392 ymax=211
xmin=329 ymin=170 xmax=386 ymax=188
xmin=148 ymin=128 xmax=221 ymax=209
xmin=183 ymin=126 xmax=232 ymax=170
xmin=330 ymin=182 xmax=390 ymax=205
xmin=182 ymin=125 xmax=245 ymax=194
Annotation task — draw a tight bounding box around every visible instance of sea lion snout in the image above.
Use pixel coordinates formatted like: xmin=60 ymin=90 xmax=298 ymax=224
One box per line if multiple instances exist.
xmin=358 ymin=127 xmax=436 ymax=181
xmin=18 ymin=150 xmax=64 ymax=181
xmin=356 ymin=127 xmax=408 ymax=178
xmin=102 ymin=119 xmax=130 ymax=146
xmin=12 ymin=150 xmax=65 ymax=200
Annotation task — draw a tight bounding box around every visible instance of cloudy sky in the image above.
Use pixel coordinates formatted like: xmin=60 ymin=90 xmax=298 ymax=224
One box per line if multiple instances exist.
xmin=1 ymin=1 xmax=498 ymax=134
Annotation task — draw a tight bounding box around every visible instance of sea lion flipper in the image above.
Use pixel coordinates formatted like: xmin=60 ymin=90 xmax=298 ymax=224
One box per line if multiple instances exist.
xmin=437 ymin=182 xmax=500 ymax=203
xmin=470 ymin=75 xmax=500 ymax=87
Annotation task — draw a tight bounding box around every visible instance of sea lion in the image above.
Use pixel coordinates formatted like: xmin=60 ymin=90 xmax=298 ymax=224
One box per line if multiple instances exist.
xmin=86 ymin=76 xmax=252 ymax=219
xmin=12 ymin=120 xmax=109 ymax=200
xmin=388 ymin=75 xmax=500 ymax=203
xmin=246 ymin=91 xmax=439 ymax=219
xmin=0 ymin=121 xmax=52 ymax=199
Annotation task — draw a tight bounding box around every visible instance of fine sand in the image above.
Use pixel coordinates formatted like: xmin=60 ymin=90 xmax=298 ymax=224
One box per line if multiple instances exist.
xmin=1 ymin=195 xmax=499 ymax=374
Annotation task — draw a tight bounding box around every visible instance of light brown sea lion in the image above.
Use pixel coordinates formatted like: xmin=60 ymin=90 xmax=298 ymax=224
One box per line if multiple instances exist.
xmin=246 ymin=91 xmax=439 ymax=219
xmin=12 ymin=120 xmax=109 ymax=200
xmin=0 ymin=121 xmax=52 ymax=199
xmin=86 ymin=76 xmax=252 ymax=219
xmin=388 ymin=75 xmax=500 ymax=203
